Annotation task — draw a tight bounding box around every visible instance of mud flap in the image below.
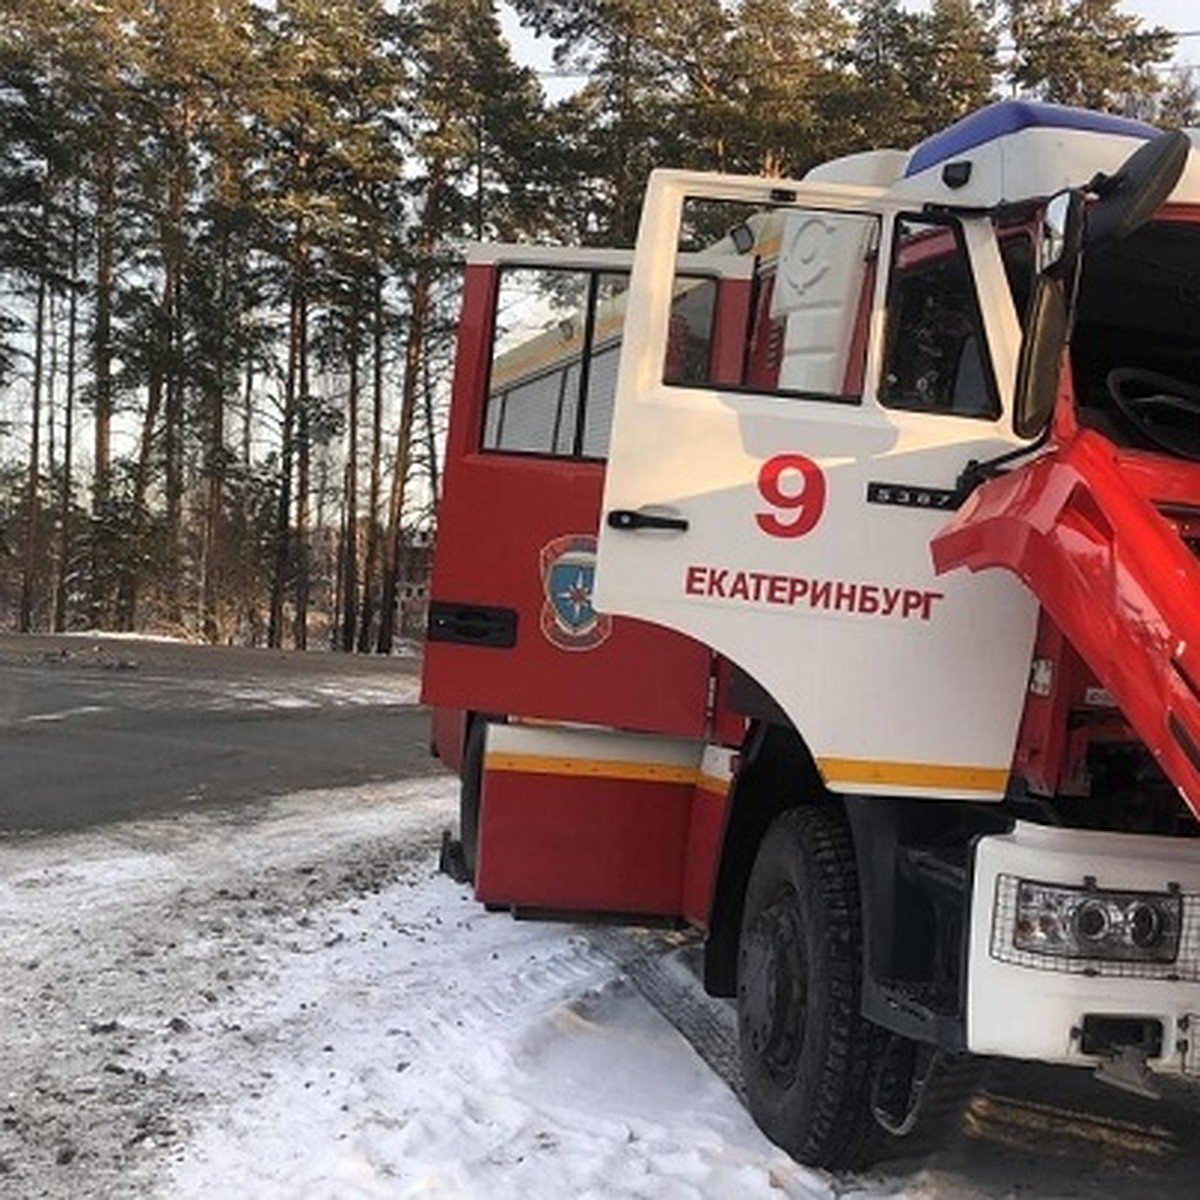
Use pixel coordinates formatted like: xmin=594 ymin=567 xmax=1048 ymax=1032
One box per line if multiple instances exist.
xmin=438 ymin=831 xmax=472 ymax=885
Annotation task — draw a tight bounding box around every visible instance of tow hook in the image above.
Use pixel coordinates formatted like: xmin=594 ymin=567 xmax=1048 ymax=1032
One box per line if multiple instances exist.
xmin=1094 ymin=1045 xmax=1161 ymax=1099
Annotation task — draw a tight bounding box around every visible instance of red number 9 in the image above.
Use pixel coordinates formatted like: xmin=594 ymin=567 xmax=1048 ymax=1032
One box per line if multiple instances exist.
xmin=755 ymin=453 xmax=826 ymax=539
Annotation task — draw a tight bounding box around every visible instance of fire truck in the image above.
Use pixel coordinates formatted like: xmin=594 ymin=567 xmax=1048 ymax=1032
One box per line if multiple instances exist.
xmin=421 ymin=101 xmax=1200 ymax=1167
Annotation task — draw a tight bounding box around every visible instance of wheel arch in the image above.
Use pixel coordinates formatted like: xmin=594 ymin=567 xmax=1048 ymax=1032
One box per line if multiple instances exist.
xmin=703 ymin=715 xmax=832 ymax=997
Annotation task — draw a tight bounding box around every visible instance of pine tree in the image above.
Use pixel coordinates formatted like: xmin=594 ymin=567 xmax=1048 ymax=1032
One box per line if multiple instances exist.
xmin=724 ymin=0 xmax=858 ymax=176
xmin=512 ymin=0 xmax=686 ymax=243
xmin=1158 ymin=68 xmax=1200 ymax=127
xmin=907 ymin=0 xmax=998 ymax=134
xmin=0 ymin=1 xmax=100 ymax=630
xmin=1006 ymin=0 xmax=1175 ymax=111
xmin=376 ymin=0 xmax=549 ymax=652
xmin=250 ymin=0 xmax=409 ymax=648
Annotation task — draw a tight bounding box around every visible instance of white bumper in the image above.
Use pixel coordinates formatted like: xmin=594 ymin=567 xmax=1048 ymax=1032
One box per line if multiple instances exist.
xmin=968 ymin=821 xmax=1200 ymax=1073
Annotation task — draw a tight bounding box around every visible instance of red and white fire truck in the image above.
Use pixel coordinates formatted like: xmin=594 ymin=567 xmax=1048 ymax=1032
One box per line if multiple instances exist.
xmin=421 ymin=100 xmax=1200 ymax=1166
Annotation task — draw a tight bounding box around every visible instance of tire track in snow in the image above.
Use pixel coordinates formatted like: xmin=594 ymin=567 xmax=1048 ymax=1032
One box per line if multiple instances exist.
xmin=587 ymin=928 xmax=744 ymax=1102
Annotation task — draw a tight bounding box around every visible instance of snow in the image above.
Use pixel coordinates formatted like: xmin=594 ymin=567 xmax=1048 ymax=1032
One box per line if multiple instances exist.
xmin=199 ymin=678 xmax=421 ymax=710
xmin=0 ymin=776 xmax=827 ymax=1199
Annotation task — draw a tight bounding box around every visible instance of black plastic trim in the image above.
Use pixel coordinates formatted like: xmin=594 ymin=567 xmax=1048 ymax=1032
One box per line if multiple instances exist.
xmin=427 ymin=601 xmax=518 ymax=649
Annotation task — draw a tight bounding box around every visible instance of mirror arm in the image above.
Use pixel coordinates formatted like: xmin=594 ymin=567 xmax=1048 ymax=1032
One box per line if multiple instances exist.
xmin=954 ymin=422 xmax=1054 ymax=505
xmin=1083 ymin=168 xmax=1123 ymax=199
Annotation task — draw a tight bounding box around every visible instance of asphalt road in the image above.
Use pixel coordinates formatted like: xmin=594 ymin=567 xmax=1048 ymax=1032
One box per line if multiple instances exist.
xmin=0 ymin=633 xmax=443 ymax=833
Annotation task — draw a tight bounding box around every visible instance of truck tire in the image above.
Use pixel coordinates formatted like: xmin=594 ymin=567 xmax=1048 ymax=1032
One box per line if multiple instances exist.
xmin=459 ymin=718 xmax=486 ymax=883
xmin=737 ymin=804 xmax=884 ymax=1168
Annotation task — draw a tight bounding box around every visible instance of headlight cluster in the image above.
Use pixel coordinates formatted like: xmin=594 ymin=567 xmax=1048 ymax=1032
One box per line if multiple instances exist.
xmin=1014 ymin=880 xmax=1182 ymax=963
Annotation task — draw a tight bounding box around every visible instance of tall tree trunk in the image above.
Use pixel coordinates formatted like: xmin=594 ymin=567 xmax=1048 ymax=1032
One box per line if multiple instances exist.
xmin=20 ymin=274 xmax=47 ymax=632
xmin=46 ymin=296 xmax=57 ymax=498
xmin=356 ymin=267 xmax=386 ymax=653
xmin=378 ymin=238 xmax=440 ymax=650
xmin=376 ymin=349 xmax=417 ymax=655
xmin=239 ymin=358 xmax=258 ymax=643
xmin=293 ymin=374 xmax=310 ymax=651
xmin=291 ymin=278 xmax=311 ymax=651
xmin=54 ymin=192 xmax=81 ymax=633
xmin=162 ymin=100 xmax=192 ymax=629
xmin=339 ymin=296 xmax=361 ymax=651
xmin=116 ymin=375 xmax=163 ymax=630
xmin=164 ymin=367 xmax=184 ymax=624
xmin=90 ymin=140 xmax=116 ymax=628
xmin=201 ymin=186 xmax=233 ymax=644
xmin=379 ymin=165 xmax=448 ymax=653
xmin=421 ymin=353 xmax=440 ymax=507
xmin=200 ymin=402 xmax=226 ymax=643
xmin=268 ymin=278 xmax=301 ymax=649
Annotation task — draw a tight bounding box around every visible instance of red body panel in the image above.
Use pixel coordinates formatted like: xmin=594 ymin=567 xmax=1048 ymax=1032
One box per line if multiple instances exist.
xmin=681 ymin=781 xmax=729 ymax=926
xmin=476 ymin=769 xmax=694 ymax=915
xmin=933 ymin=427 xmax=1200 ymax=820
xmin=428 ymin=706 xmax=468 ymax=774
xmin=424 ymin=454 xmax=713 ymax=734
xmin=421 ymin=261 xmax=714 ymax=739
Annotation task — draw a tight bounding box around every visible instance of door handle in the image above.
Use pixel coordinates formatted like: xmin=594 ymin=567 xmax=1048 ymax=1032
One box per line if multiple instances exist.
xmin=606 ymin=508 xmax=689 ymax=533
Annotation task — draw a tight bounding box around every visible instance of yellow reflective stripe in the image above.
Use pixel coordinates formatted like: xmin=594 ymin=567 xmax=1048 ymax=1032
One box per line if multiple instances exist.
xmin=695 ymin=772 xmax=732 ymax=797
xmin=487 ymin=749 xmax=1002 ymax=795
xmin=817 ymin=757 xmax=1009 ymax=794
xmin=485 ymin=752 xmax=698 ymax=786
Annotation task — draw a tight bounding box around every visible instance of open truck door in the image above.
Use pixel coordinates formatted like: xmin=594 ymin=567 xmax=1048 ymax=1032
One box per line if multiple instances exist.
xmin=424 ymin=105 xmax=1200 ymax=1168
xmin=596 ymin=169 xmax=1041 ymax=797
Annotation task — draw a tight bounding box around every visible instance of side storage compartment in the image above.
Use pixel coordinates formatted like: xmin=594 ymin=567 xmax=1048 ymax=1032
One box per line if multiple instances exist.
xmin=475 ymin=724 xmax=732 ymax=921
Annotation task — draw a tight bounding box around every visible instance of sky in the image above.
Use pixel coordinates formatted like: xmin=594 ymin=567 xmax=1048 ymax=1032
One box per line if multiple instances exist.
xmin=500 ymin=0 xmax=1200 ymax=90
xmin=1092 ymin=3 xmax=1194 ymax=65
xmin=1119 ymin=0 xmax=1197 ymax=35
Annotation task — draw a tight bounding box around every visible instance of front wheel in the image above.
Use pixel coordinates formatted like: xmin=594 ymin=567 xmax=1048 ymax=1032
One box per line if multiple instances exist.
xmin=737 ymin=804 xmax=884 ymax=1168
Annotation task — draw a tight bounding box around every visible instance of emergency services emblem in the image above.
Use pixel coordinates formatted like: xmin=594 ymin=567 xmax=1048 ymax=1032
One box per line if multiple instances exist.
xmin=539 ymin=534 xmax=612 ymax=652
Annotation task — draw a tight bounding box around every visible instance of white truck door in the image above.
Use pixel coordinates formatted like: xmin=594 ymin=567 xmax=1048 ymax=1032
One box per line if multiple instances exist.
xmin=596 ymin=170 xmax=1040 ymax=799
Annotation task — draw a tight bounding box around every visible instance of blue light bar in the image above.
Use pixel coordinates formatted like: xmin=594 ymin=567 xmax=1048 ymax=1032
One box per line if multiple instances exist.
xmin=906 ymin=100 xmax=1159 ymax=179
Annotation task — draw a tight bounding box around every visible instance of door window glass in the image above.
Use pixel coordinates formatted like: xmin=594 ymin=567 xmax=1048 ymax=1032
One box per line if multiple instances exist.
xmin=485 ymin=268 xmax=601 ymax=456
xmin=879 ymin=216 xmax=1000 ymax=419
xmin=670 ymin=197 xmax=879 ymax=403
xmin=484 ymin=267 xmax=717 ymax=459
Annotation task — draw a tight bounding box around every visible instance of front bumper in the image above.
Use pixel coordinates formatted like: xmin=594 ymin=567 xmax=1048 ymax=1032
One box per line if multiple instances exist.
xmin=969 ymin=821 xmax=1200 ymax=1073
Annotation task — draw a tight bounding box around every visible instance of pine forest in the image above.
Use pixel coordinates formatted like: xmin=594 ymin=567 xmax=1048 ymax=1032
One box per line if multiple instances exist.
xmin=0 ymin=0 xmax=1193 ymax=650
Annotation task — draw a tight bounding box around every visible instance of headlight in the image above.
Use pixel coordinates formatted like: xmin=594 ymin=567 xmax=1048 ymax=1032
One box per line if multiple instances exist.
xmin=1013 ymin=880 xmax=1182 ymax=963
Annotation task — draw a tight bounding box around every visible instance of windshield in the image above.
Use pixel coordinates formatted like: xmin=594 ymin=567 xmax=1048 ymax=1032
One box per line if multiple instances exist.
xmin=1070 ymin=215 xmax=1200 ymax=459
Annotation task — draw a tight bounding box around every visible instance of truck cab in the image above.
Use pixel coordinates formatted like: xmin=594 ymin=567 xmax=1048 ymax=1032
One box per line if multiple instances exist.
xmin=423 ymin=101 xmax=1200 ymax=1169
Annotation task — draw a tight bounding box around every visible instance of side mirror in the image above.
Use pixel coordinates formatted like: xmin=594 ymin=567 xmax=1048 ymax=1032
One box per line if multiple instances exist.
xmin=1013 ymin=189 xmax=1084 ymax=438
xmin=1086 ymin=129 xmax=1191 ymax=246
xmin=1013 ymin=277 xmax=1071 ymax=439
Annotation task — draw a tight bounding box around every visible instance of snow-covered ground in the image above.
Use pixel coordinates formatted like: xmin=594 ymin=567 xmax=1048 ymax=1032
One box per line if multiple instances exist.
xmin=0 ymin=777 xmax=835 ymax=1199
xmin=8 ymin=772 xmax=1200 ymax=1198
